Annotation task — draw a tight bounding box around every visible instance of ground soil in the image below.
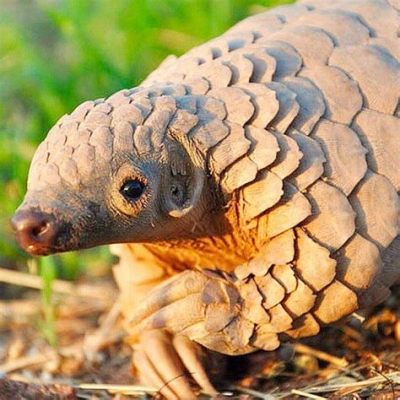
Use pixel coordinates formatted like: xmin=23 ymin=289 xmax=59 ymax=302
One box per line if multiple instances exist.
xmin=0 ymin=277 xmax=399 ymax=399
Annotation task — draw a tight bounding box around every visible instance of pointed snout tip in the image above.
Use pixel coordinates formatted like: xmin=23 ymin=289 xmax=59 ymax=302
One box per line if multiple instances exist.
xmin=11 ymin=210 xmax=58 ymax=256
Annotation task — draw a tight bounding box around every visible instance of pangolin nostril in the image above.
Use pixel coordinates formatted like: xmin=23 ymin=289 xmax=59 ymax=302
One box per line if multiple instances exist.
xmin=30 ymin=221 xmax=49 ymax=239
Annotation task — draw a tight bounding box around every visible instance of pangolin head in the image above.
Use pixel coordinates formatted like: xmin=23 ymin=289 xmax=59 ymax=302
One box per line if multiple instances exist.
xmin=12 ymin=87 xmax=212 ymax=256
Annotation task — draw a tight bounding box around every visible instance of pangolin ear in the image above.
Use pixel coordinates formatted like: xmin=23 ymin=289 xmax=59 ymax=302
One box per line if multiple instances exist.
xmin=164 ymin=129 xmax=205 ymax=219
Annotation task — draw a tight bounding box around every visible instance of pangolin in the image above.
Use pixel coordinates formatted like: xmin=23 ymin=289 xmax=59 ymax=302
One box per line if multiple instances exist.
xmin=12 ymin=0 xmax=400 ymax=398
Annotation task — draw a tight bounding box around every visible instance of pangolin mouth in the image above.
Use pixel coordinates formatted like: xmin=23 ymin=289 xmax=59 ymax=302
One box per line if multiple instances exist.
xmin=24 ymin=243 xmax=54 ymax=257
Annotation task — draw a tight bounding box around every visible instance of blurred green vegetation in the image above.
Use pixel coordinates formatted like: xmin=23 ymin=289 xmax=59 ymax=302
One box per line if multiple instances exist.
xmin=0 ymin=0 xmax=293 ymax=280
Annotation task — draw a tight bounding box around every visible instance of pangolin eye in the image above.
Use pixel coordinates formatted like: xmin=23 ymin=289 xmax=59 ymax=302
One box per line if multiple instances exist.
xmin=120 ymin=179 xmax=145 ymax=201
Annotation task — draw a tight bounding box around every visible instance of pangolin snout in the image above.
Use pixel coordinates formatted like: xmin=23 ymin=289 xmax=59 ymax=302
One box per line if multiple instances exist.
xmin=12 ymin=210 xmax=60 ymax=256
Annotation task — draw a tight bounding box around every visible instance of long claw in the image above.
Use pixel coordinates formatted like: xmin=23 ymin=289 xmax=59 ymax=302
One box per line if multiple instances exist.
xmin=133 ymin=347 xmax=179 ymax=400
xmin=141 ymin=330 xmax=197 ymax=400
xmin=172 ymin=334 xmax=218 ymax=396
xmin=128 ymin=293 xmax=205 ymax=339
xmin=129 ymin=271 xmax=208 ymax=327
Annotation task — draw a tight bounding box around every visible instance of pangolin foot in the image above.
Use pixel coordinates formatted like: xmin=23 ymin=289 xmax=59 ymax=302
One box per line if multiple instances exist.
xmin=132 ymin=330 xmax=218 ymax=400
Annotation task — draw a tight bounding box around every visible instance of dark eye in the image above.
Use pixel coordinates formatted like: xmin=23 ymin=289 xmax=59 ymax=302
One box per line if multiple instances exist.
xmin=120 ymin=179 xmax=145 ymax=201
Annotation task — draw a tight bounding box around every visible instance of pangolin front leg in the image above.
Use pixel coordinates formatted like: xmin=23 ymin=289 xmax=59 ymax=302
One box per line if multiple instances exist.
xmin=127 ymin=230 xmax=357 ymax=362
xmin=133 ymin=330 xmax=217 ymax=400
xmin=112 ymin=244 xmax=217 ymax=399
xmin=128 ymin=269 xmax=263 ymax=358
xmin=126 ymin=268 xmax=276 ymax=399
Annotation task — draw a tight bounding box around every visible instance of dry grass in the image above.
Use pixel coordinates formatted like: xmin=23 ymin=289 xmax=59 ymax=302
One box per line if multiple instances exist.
xmin=0 ymin=267 xmax=399 ymax=399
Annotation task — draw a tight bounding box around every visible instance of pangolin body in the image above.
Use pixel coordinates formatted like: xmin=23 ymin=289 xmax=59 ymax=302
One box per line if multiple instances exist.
xmin=15 ymin=0 xmax=400 ymax=359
